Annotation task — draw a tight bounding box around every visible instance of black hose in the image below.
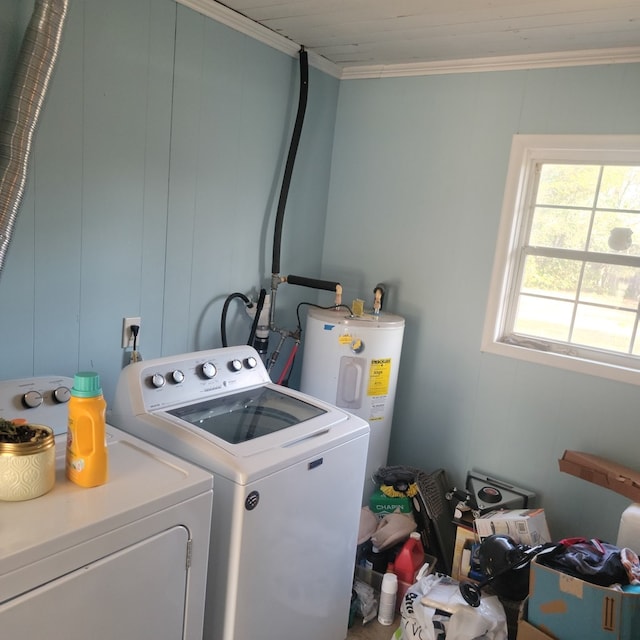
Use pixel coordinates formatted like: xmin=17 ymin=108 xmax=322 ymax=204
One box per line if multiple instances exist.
xmin=271 ymin=47 xmax=309 ymax=277
xmin=221 ymin=292 xmax=251 ymax=347
xmin=247 ymin=288 xmax=267 ymax=347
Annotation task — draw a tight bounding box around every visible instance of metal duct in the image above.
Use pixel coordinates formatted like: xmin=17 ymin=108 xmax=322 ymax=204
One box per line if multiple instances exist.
xmin=0 ymin=0 xmax=69 ymax=275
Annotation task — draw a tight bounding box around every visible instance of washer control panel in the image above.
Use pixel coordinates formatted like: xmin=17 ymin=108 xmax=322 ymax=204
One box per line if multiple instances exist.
xmin=0 ymin=376 xmax=74 ymax=436
xmin=122 ymin=346 xmax=271 ymax=413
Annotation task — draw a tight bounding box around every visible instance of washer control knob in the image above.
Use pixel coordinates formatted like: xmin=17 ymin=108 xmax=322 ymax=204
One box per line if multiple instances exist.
xmin=229 ymin=359 xmax=243 ymax=372
xmin=53 ymin=386 xmax=71 ymax=403
xmin=171 ymin=369 xmax=185 ymax=384
xmin=151 ymin=373 xmax=166 ymax=388
xmin=22 ymin=390 xmax=44 ymax=408
xmin=244 ymin=356 xmax=258 ymax=369
xmin=201 ymin=362 xmax=217 ymax=379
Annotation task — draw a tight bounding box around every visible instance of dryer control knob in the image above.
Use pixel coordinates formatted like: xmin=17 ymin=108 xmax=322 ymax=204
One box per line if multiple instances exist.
xmin=201 ymin=362 xmax=217 ymax=379
xmin=53 ymin=386 xmax=71 ymax=403
xmin=151 ymin=373 xmax=166 ymax=388
xmin=229 ymin=359 xmax=243 ymax=372
xmin=244 ymin=356 xmax=258 ymax=369
xmin=171 ymin=369 xmax=185 ymax=384
xmin=22 ymin=390 xmax=43 ymax=408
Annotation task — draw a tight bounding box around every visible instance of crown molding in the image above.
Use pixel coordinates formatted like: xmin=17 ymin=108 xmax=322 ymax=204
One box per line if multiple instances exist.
xmin=176 ymin=2 xmax=640 ymax=81
xmin=340 ymin=47 xmax=640 ymax=79
xmin=176 ymin=0 xmax=342 ymax=78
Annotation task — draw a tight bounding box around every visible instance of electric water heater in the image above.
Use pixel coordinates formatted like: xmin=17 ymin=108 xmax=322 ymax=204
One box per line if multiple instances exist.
xmin=300 ymin=307 xmax=405 ymax=503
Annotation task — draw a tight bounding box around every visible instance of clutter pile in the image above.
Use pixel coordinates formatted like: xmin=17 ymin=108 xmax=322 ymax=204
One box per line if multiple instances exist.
xmin=352 ymin=467 xmax=436 ymax=626
xmin=516 ymin=450 xmax=640 ymax=640
xmin=351 ymin=466 xmax=548 ymax=640
xmin=352 ymin=466 xmax=512 ymax=639
xmin=351 ymin=454 xmax=640 ymax=640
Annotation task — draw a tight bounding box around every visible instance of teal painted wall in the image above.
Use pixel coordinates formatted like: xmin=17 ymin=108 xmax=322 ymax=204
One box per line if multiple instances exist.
xmin=323 ymin=65 xmax=640 ymax=541
xmin=0 ymin=0 xmax=338 ymax=401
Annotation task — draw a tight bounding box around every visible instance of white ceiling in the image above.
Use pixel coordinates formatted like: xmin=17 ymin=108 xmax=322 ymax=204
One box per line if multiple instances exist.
xmin=180 ymin=0 xmax=640 ymax=78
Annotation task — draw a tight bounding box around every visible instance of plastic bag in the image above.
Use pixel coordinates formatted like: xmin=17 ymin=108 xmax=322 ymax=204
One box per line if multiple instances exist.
xmin=399 ymin=574 xmax=507 ymax=640
xmin=352 ymin=577 xmax=378 ymax=624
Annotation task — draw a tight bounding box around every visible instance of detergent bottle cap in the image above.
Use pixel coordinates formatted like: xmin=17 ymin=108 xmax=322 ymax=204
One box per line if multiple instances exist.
xmin=72 ymin=371 xmax=102 ymax=398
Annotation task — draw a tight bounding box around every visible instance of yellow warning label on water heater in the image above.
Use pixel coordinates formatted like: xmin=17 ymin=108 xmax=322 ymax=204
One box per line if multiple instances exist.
xmin=367 ymin=358 xmax=391 ymax=396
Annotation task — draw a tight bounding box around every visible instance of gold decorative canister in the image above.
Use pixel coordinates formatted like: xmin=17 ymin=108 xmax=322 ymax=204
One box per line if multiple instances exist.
xmin=0 ymin=423 xmax=56 ymax=501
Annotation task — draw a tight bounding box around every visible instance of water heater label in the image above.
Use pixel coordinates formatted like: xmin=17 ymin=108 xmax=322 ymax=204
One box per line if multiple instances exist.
xmin=369 ymin=397 xmax=387 ymax=421
xmin=367 ymin=358 xmax=391 ymax=396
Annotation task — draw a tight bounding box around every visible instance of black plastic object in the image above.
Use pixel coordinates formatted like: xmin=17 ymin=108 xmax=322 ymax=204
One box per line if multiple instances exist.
xmin=405 ymin=466 xmax=457 ymax=577
xmin=459 ymin=535 xmax=543 ymax=607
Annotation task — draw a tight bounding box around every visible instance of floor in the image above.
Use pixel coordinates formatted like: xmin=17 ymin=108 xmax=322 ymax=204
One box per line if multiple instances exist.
xmin=346 ymin=615 xmax=400 ymax=640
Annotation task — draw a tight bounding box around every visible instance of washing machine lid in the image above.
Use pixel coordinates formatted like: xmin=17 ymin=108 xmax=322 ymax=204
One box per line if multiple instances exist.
xmin=147 ymin=381 xmax=356 ymax=459
xmin=165 ymin=384 xmax=326 ymax=444
xmin=117 ymin=385 xmax=368 ymax=484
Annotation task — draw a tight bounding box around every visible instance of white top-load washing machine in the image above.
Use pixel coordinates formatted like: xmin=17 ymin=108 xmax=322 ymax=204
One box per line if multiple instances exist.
xmin=0 ymin=376 xmax=213 ymax=640
xmin=111 ymin=345 xmax=370 ymax=640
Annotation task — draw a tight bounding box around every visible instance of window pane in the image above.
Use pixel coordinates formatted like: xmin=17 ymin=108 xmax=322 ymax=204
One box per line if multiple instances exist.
xmin=572 ymin=304 xmax=635 ymax=352
xmin=589 ymin=211 xmax=640 ymax=254
xmin=513 ymin=295 xmax=574 ymax=341
xmin=579 ymin=262 xmax=640 ymax=309
xmin=597 ymin=166 xmax=640 ymax=211
xmin=521 ymin=255 xmax=580 ymax=300
xmin=536 ymin=164 xmax=600 ymax=208
xmin=529 ymin=207 xmax=590 ymax=250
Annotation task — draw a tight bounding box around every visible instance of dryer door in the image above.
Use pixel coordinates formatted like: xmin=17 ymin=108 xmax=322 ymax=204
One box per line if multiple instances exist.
xmin=1 ymin=526 xmax=190 ymax=639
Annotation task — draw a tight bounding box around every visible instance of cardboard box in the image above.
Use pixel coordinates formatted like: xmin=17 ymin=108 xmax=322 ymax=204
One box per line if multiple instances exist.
xmin=450 ymin=524 xmax=489 ymax=583
xmin=451 ymin=524 xmax=477 ymax=582
xmin=474 ymin=508 xmax=551 ymax=547
xmin=517 ymin=619 xmax=557 ymax=640
xmin=559 ymin=450 xmax=640 ymax=502
xmin=517 ymin=598 xmax=556 ymax=639
xmin=369 ymin=488 xmax=412 ymax=515
xmin=528 ymin=557 xmax=640 ymax=640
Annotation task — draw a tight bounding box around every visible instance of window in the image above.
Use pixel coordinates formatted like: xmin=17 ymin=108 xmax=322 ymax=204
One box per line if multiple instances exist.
xmin=483 ymin=135 xmax=640 ymax=385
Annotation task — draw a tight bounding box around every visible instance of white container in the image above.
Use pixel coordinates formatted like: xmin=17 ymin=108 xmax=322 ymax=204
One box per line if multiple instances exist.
xmin=617 ymin=503 xmax=640 ymax=555
xmin=300 ymin=307 xmax=404 ymax=503
xmin=378 ymin=570 xmax=398 ymax=625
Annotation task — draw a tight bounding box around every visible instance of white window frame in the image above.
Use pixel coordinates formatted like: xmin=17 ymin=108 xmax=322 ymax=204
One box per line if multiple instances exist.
xmin=482 ymin=134 xmax=640 ymax=386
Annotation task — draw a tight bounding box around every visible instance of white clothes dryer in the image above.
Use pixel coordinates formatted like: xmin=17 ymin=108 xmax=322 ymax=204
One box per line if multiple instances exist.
xmin=0 ymin=376 xmax=213 ymax=640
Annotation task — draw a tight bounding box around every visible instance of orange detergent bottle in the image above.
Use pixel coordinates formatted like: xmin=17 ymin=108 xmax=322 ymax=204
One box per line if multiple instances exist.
xmin=65 ymin=371 xmax=108 ymax=487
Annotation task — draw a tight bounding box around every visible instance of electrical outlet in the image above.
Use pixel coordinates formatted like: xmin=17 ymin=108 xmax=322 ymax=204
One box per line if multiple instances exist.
xmin=122 ymin=317 xmax=141 ymax=349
